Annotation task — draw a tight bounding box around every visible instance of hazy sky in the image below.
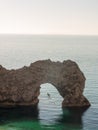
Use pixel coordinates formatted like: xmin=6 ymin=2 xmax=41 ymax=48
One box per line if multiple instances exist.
xmin=0 ymin=0 xmax=98 ymax=35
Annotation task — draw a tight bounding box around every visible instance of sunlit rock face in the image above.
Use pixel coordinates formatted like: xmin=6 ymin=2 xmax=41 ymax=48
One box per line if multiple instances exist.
xmin=0 ymin=60 xmax=90 ymax=108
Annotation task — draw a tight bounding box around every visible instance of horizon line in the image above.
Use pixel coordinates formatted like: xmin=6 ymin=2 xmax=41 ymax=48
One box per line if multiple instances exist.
xmin=0 ymin=33 xmax=98 ymax=36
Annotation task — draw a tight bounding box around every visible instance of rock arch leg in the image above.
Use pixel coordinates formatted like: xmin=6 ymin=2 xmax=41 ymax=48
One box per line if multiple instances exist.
xmin=62 ymin=94 xmax=90 ymax=107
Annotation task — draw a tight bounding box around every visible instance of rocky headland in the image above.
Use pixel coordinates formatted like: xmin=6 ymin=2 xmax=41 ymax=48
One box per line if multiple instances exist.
xmin=0 ymin=60 xmax=90 ymax=108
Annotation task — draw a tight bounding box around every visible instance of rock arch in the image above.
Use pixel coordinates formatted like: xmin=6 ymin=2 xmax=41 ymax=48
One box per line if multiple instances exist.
xmin=0 ymin=60 xmax=90 ymax=108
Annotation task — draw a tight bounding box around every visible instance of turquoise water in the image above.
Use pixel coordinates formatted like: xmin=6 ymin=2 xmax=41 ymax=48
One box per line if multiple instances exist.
xmin=0 ymin=35 xmax=98 ymax=130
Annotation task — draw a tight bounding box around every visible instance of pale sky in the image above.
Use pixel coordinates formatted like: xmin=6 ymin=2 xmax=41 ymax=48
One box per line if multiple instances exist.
xmin=0 ymin=0 xmax=98 ymax=35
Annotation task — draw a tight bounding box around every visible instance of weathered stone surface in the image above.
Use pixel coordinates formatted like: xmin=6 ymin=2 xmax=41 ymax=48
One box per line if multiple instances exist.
xmin=0 ymin=60 xmax=90 ymax=108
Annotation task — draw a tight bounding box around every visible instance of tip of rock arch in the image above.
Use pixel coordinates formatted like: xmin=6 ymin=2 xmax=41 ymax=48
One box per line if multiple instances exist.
xmin=0 ymin=59 xmax=90 ymax=108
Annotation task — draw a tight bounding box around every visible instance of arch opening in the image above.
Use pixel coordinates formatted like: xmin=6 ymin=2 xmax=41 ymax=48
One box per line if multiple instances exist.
xmin=38 ymin=83 xmax=63 ymax=124
xmin=39 ymin=83 xmax=63 ymax=107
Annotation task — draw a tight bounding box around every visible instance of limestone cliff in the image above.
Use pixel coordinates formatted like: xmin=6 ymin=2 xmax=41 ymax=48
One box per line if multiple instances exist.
xmin=0 ymin=60 xmax=90 ymax=108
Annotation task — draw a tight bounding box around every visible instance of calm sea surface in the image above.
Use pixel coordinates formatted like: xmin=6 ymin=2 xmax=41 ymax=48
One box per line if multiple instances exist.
xmin=0 ymin=35 xmax=98 ymax=130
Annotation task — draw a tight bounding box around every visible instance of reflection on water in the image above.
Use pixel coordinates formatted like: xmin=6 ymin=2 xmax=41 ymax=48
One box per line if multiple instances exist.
xmin=0 ymin=106 xmax=88 ymax=130
xmin=0 ymin=106 xmax=39 ymax=124
xmin=58 ymin=107 xmax=89 ymax=130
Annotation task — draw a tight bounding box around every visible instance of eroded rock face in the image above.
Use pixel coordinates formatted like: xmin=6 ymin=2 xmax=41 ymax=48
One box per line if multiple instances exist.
xmin=0 ymin=60 xmax=90 ymax=108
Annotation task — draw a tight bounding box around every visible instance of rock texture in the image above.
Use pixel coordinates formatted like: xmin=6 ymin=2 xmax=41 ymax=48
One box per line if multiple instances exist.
xmin=0 ymin=60 xmax=90 ymax=108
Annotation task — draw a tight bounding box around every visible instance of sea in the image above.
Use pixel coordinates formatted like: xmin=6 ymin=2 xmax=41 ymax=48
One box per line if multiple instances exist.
xmin=0 ymin=34 xmax=98 ymax=130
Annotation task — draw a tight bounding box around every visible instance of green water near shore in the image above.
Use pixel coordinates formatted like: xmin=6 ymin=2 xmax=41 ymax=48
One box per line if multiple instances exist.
xmin=0 ymin=107 xmax=84 ymax=130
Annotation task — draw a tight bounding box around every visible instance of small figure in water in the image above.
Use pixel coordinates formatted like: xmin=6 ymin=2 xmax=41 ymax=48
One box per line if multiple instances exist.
xmin=47 ymin=93 xmax=50 ymax=98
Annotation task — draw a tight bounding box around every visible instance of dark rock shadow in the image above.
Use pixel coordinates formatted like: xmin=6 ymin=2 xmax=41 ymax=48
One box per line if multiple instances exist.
xmin=0 ymin=105 xmax=39 ymax=125
xmin=56 ymin=107 xmax=89 ymax=128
